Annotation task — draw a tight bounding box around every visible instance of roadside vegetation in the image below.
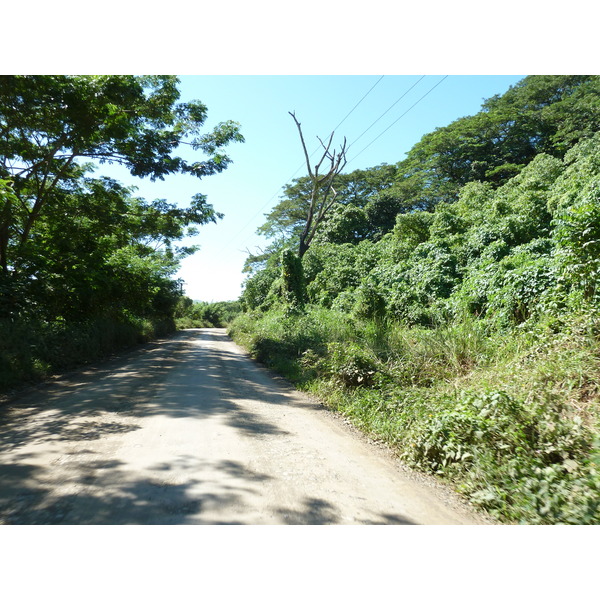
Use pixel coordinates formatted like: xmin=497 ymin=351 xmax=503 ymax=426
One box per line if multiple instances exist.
xmin=175 ymin=298 xmax=242 ymax=329
xmin=0 ymin=316 xmax=174 ymax=391
xmin=229 ymin=76 xmax=600 ymax=524
xmin=0 ymin=75 xmax=243 ymax=392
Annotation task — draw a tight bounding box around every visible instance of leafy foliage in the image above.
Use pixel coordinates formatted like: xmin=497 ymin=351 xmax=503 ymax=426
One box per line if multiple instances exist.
xmin=174 ymin=298 xmax=242 ymax=328
xmin=0 ymin=76 xmax=243 ymax=387
xmin=280 ymin=249 xmax=306 ymax=310
xmin=232 ymin=75 xmax=600 ymax=524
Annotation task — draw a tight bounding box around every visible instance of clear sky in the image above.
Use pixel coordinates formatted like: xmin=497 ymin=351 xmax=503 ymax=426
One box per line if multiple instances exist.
xmin=97 ymin=75 xmax=525 ymax=301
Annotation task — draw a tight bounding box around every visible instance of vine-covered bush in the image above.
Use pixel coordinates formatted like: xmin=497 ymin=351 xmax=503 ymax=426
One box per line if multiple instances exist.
xmin=231 ymin=78 xmax=600 ymax=524
xmin=400 ymin=388 xmax=600 ymax=523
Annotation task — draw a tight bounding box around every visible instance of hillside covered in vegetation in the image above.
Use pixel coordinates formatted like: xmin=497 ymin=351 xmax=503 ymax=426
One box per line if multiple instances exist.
xmin=229 ymin=75 xmax=600 ymax=524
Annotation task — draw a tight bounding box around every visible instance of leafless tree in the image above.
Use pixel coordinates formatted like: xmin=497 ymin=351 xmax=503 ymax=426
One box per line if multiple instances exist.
xmin=289 ymin=112 xmax=347 ymax=258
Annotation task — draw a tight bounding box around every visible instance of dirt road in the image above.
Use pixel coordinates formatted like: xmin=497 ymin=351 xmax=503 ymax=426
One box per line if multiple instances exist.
xmin=0 ymin=329 xmax=488 ymax=524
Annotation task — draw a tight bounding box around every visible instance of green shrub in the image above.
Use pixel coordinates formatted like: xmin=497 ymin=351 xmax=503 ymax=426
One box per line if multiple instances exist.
xmin=0 ymin=316 xmax=174 ymax=392
xmin=402 ymin=390 xmax=533 ymax=474
xmin=553 ymin=177 xmax=600 ymax=301
xmin=399 ymin=385 xmax=600 ymax=523
xmin=325 ymin=342 xmax=380 ymax=388
xmin=352 ymin=280 xmax=386 ymax=320
xmin=280 ymin=249 xmax=305 ymax=308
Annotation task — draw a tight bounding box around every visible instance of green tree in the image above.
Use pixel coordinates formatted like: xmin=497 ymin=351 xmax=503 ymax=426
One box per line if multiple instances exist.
xmin=251 ymin=164 xmax=399 ymax=271
xmin=392 ymin=75 xmax=599 ymax=209
xmin=312 ymin=204 xmax=370 ymax=245
xmin=0 ymin=75 xmax=244 ymax=320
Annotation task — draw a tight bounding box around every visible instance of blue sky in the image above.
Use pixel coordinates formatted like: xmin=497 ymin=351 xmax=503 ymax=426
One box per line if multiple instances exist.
xmin=99 ymin=75 xmax=525 ymax=301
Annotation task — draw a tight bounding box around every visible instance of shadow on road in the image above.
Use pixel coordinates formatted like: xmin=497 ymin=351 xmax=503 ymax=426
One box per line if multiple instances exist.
xmin=0 ymin=329 xmax=298 ymax=452
xmin=0 ymin=329 xmax=417 ymax=525
xmin=0 ymin=450 xmax=415 ymax=524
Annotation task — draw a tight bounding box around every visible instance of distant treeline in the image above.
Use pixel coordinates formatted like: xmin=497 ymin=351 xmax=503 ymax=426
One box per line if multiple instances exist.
xmin=175 ymin=298 xmax=242 ymax=329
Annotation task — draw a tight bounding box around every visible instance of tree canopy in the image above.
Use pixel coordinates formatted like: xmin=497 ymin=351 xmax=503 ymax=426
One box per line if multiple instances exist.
xmin=242 ymin=75 xmax=600 ymax=315
xmin=0 ymin=75 xmax=244 ymax=323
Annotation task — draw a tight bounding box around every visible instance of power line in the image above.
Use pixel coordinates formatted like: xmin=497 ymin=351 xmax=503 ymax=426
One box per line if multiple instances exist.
xmin=331 ymin=75 xmax=385 ymax=132
xmin=232 ymin=77 xmax=447 ymax=254
xmin=346 ymin=75 xmax=426 ymax=151
xmin=285 ymin=75 xmax=386 ymax=180
xmin=346 ymin=75 xmax=448 ymax=167
xmin=231 ymin=76 xmax=448 ymax=256
xmin=224 ymin=76 xmax=448 ymax=257
xmin=217 ymin=76 xmax=386 ymax=254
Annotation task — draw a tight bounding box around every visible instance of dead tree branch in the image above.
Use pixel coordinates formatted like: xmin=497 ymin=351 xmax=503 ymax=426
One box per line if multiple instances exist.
xmin=288 ymin=112 xmax=347 ymax=258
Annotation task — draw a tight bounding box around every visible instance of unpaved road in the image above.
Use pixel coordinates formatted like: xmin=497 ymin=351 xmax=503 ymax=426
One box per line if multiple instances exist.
xmin=0 ymin=329 xmax=488 ymax=525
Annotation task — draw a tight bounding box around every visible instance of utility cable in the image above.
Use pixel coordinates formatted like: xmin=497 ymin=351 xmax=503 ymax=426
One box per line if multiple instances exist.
xmin=232 ymin=76 xmax=444 ymax=255
xmin=215 ymin=76 xmax=386 ymax=254
xmin=224 ymin=76 xmax=448 ymax=256
xmin=331 ymin=75 xmax=385 ymax=133
xmin=346 ymin=75 xmax=426 ymax=151
xmin=286 ymin=74 xmax=386 ymax=179
xmin=346 ymin=75 xmax=448 ymax=167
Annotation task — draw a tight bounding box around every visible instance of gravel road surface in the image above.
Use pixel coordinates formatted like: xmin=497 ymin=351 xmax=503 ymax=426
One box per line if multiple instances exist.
xmin=0 ymin=329 xmax=488 ymax=524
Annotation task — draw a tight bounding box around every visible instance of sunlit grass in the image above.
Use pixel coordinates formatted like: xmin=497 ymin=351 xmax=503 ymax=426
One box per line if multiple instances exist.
xmin=229 ymin=304 xmax=600 ymax=524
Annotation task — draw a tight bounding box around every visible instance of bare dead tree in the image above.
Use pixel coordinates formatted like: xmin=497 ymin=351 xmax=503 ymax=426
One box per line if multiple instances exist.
xmin=289 ymin=111 xmax=347 ymax=258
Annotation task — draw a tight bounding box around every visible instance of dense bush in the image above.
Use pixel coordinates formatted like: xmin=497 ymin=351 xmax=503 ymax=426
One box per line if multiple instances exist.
xmin=287 ymin=134 xmax=600 ymax=330
xmin=401 ymin=388 xmax=600 ymax=524
xmin=0 ymin=315 xmax=175 ymax=391
xmin=230 ymin=77 xmax=600 ymax=524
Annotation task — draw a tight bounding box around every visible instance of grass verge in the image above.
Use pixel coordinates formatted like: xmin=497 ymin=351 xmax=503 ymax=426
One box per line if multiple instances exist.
xmin=228 ymin=306 xmax=600 ymax=524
